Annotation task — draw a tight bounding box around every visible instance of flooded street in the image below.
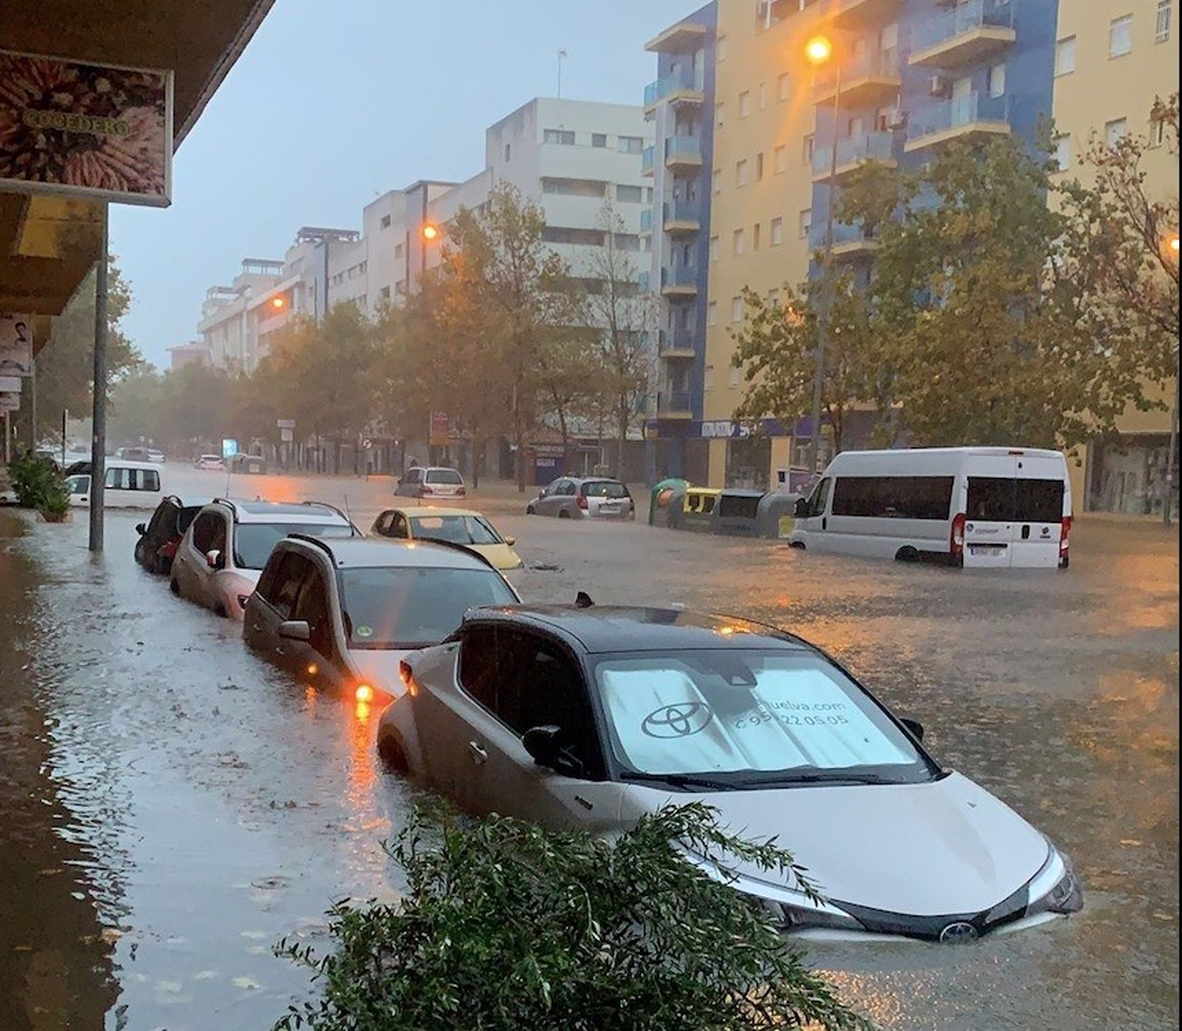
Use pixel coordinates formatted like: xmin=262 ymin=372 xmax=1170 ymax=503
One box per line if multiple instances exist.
xmin=1 ymin=466 xmax=1178 ymax=1030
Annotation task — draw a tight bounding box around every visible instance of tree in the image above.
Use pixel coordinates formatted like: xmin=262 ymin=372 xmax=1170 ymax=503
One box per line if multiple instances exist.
xmin=276 ymin=802 xmax=872 ymax=1031
xmin=729 ymin=272 xmax=880 ymax=455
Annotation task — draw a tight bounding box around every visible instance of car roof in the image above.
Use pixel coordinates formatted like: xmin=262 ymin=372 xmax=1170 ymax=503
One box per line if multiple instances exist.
xmin=105 ymin=459 xmax=159 ymax=469
xmin=463 ymin=605 xmax=809 ymax=655
xmin=209 ymin=499 xmax=351 ymax=524
xmin=164 ymin=495 xmax=212 ymax=509
xmin=285 ymin=536 xmax=500 ymax=571
xmin=390 ymin=506 xmax=487 ymax=519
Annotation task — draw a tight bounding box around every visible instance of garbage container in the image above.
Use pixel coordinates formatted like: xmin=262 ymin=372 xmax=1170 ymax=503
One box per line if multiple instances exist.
xmin=757 ymin=491 xmax=803 ymax=539
xmin=714 ymin=489 xmax=766 ymax=536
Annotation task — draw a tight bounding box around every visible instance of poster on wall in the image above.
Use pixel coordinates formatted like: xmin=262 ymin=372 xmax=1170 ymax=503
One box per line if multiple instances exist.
xmin=0 ymin=392 xmax=20 ymax=412
xmin=0 ymin=314 xmax=33 ymax=376
xmin=0 ymin=49 xmax=173 ymax=207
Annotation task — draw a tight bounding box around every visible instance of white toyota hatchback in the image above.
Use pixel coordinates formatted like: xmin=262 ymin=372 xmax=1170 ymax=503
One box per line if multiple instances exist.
xmin=379 ymin=603 xmax=1083 ymax=943
xmin=170 ymin=499 xmax=357 ymax=619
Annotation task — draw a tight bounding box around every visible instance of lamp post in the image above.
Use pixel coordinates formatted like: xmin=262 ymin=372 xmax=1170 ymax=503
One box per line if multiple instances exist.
xmin=805 ymin=34 xmax=841 ymax=479
xmin=1164 ymin=232 xmax=1180 ymax=526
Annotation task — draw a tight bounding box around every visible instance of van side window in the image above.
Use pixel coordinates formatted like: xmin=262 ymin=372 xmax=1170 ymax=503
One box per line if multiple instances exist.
xmin=832 ymin=476 xmax=953 ymax=520
xmin=806 ymin=478 xmax=832 ymax=518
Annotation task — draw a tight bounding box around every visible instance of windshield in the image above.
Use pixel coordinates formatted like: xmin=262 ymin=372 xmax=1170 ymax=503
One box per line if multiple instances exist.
xmin=425 ymin=469 xmax=463 ymax=485
xmin=411 ymin=514 xmax=501 ymax=545
xmin=336 ymin=566 xmax=517 ymax=649
xmin=592 ymin=650 xmax=931 ymax=788
xmin=233 ymin=522 xmax=353 ymax=570
xmin=583 ymin=480 xmax=628 ymax=498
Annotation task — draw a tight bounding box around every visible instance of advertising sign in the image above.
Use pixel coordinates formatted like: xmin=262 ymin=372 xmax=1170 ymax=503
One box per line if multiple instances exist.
xmin=0 ymin=376 xmax=21 ymax=393
xmin=0 ymin=392 xmax=20 ymax=412
xmin=221 ymin=438 xmax=239 ymax=460
xmin=429 ymin=411 xmax=449 ymax=446
xmin=0 ymin=49 xmax=173 ymax=207
xmin=0 ymin=314 xmax=33 ymax=377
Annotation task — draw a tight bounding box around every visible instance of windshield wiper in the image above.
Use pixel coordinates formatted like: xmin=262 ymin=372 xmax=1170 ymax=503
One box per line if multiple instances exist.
xmin=618 ymin=770 xmax=736 ymax=792
xmin=740 ymin=771 xmax=895 ymax=787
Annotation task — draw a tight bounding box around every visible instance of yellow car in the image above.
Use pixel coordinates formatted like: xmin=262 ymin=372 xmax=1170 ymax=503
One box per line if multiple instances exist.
xmin=370 ymin=506 xmax=524 ymax=571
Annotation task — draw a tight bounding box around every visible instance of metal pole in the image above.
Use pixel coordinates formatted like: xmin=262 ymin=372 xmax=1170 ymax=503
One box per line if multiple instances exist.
xmin=61 ymin=407 xmax=67 ymax=467
xmin=420 ymin=186 xmax=428 ymax=282
xmin=1164 ymin=375 xmax=1179 ymax=526
xmin=89 ymin=206 xmax=109 ymax=553
xmin=807 ymin=63 xmax=841 ymax=478
xmin=30 ymin=356 xmax=37 ymax=450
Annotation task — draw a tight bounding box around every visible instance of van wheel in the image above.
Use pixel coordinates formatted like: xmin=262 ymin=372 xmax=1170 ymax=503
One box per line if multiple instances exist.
xmin=169 ymin=576 xmax=180 ymax=595
xmin=558 ymin=509 xmax=571 ymax=519
xmin=377 ymin=733 xmax=409 ymax=773
xmin=789 ymin=541 xmax=806 ymax=550
xmin=214 ymin=603 xmax=227 ymax=618
xmin=895 ymin=546 xmax=920 ymax=563
xmin=526 ymin=504 xmax=536 ymax=515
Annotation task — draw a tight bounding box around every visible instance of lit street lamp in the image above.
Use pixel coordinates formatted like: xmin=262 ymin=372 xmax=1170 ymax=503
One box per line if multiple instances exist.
xmin=805 ymin=34 xmax=841 ymax=480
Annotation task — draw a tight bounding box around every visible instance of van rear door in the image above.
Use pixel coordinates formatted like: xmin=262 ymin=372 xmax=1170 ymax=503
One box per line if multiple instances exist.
xmin=964 ymin=455 xmax=1018 ymax=569
xmin=1011 ymin=454 xmax=1067 ymax=569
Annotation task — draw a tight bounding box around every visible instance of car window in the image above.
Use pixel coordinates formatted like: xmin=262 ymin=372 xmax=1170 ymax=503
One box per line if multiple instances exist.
xmin=425 ymin=468 xmax=463 ymax=485
xmin=411 ymin=514 xmax=499 ymax=545
xmin=805 ymin=478 xmax=832 ymax=518
xmin=146 ymin=502 xmax=172 ymax=536
xmin=404 ymin=468 xmax=421 ymax=484
xmin=392 ymin=513 xmax=409 ymax=538
xmin=190 ymin=512 xmax=222 ymax=553
xmin=104 ymin=467 xmax=160 ymax=491
xmin=373 ymin=512 xmax=393 ymax=536
xmin=559 ymin=481 xmax=577 ymax=497
xmin=263 ymin=551 xmax=315 ymax=620
xmin=177 ymin=506 xmax=203 ymax=536
xmin=582 ymin=481 xmax=628 ymax=498
xmin=336 ymin=566 xmax=517 ymax=649
xmin=232 ymin=522 xmax=353 ymax=570
xmin=65 ymin=474 xmax=90 ymax=495
xmin=591 ymin=649 xmax=931 ymax=787
xmin=293 ymin=569 xmax=336 ymax=660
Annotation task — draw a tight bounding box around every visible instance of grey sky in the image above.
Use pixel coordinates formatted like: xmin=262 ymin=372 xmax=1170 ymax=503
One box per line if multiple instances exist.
xmin=111 ymin=0 xmax=694 ymax=368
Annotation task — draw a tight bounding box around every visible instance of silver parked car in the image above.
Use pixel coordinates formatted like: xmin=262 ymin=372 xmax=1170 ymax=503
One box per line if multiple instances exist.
xmin=244 ymin=535 xmax=520 ymax=703
xmin=395 ymin=466 xmax=466 ymax=500
xmin=378 ymin=603 xmax=1083 ymax=943
xmin=526 ymin=477 xmax=634 ymax=519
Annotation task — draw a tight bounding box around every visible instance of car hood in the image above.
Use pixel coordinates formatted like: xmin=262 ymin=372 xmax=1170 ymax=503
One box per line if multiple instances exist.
xmin=626 ymin=771 xmax=1048 ymax=917
xmin=469 ymin=542 xmax=523 ymax=571
xmin=347 ymin=649 xmax=411 ymax=699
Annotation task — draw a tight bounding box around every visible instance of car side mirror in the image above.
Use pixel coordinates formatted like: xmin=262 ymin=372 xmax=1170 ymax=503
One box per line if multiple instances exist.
xmin=900 ymin=717 xmax=925 ymax=742
xmin=278 ymin=619 xmax=311 ymax=642
xmin=794 ymin=497 xmax=808 ymax=518
xmin=503 ymin=536 xmax=516 ymax=546
xmin=522 ymin=725 xmax=583 ymax=777
xmin=135 ymin=522 xmax=146 ymax=535
xmin=537 ymin=489 xmax=545 ymax=499
xmin=205 ymin=549 xmax=224 ymax=570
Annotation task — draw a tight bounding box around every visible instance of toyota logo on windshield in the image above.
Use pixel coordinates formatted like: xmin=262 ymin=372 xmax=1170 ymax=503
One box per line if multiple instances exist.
xmin=641 ymin=702 xmax=713 ymax=739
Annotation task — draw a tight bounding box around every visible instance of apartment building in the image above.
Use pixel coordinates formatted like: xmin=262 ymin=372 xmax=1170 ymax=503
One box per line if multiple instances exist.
xmin=1051 ymin=0 xmax=1179 ymax=515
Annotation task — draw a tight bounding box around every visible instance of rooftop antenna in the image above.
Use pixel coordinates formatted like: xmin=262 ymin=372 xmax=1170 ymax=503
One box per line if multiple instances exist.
xmin=342 ymin=492 xmax=357 ymax=534
xmin=557 ymin=48 xmax=567 ymax=98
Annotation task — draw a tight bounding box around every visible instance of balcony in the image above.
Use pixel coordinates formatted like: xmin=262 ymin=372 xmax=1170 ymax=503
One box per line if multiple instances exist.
xmin=660 ymin=265 xmax=699 ymax=297
xmin=829 ymin=0 xmax=901 ymax=28
xmin=638 ymin=271 xmax=651 ymax=294
xmin=663 ymin=199 xmax=703 ymax=234
xmin=644 ymin=71 xmax=706 ymax=113
xmin=812 ymin=130 xmax=896 ymax=182
xmin=640 ymin=208 xmax=654 ymax=234
xmin=642 ymin=145 xmax=656 ymax=177
xmin=909 ymin=0 xmax=1016 ymax=69
xmin=659 ymin=328 xmax=697 ymax=359
xmin=660 ymin=389 xmax=694 ymax=418
xmin=814 ymin=49 xmax=901 ymax=108
xmin=905 ymin=92 xmax=1010 ymax=152
xmin=664 ymin=135 xmax=703 ymax=171
xmin=808 ymin=219 xmax=880 ymax=260
xmin=645 ymin=20 xmax=708 ymax=54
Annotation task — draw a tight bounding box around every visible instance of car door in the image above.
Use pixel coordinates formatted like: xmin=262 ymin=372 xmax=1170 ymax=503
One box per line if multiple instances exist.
xmin=796 ymin=476 xmax=833 ymax=548
xmin=137 ymin=500 xmax=173 ymax=570
xmin=399 ymin=468 xmax=421 ymax=497
xmin=536 ymin=479 xmax=563 ymax=517
xmin=174 ymin=510 xmax=219 ymax=602
xmin=290 ymin=564 xmax=349 ymax=689
xmin=245 ymin=550 xmax=316 ymax=664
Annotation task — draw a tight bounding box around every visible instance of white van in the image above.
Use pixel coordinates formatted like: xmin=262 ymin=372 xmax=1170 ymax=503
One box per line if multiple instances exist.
xmin=65 ymin=460 xmax=165 ymax=509
xmin=789 ymin=447 xmax=1072 ymax=569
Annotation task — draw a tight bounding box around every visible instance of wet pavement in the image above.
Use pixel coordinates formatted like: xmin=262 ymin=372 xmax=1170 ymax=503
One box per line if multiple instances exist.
xmin=0 ymin=465 xmax=1177 ymax=1030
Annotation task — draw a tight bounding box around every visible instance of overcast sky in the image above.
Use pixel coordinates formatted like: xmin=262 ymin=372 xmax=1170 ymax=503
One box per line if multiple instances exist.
xmin=110 ymin=0 xmax=694 ymax=367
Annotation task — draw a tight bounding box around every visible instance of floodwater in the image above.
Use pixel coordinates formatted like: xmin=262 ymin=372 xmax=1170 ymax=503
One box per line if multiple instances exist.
xmin=0 ymin=466 xmax=1177 ymax=1030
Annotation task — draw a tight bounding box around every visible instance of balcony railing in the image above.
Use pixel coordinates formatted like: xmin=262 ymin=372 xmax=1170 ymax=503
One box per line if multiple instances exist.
xmin=911 ymin=0 xmax=1015 ymax=55
xmin=642 ymin=146 xmax=656 ymax=175
xmin=660 ymin=328 xmax=697 ymax=355
xmin=660 ymin=265 xmax=699 ymax=291
xmin=665 ymin=136 xmax=702 ymax=165
xmin=808 ymin=218 xmax=877 ymax=252
xmin=906 ymin=91 xmax=1009 ymax=146
xmin=638 ymin=271 xmax=651 ymax=293
xmin=664 ymin=199 xmax=703 ymax=226
xmin=640 ymin=208 xmax=654 ymax=232
xmin=644 ymin=69 xmax=705 ymax=107
xmin=662 ymin=389 xmax=693 ymax=413
xmin=812 ymin=130 xmax=895 ymax=177
xmin=814 ymin=48 xmax=900 ymax=97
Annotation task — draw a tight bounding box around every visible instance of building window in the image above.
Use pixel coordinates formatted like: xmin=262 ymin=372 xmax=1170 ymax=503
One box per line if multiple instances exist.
xmin=504 ymin=143 xmax=511 ymax=162
xmin=759 ymin=82 xmax=767 ymax=109
xmin=1055 ymin=36 xmax=1076 ymax=75
xmin=767 ymin=288 xmax=780 ymax=307
xmin=710 ymin=235 xmax=720 ymax=261
xmin=755 ymin=152 xmax=765 ymax=181
xmin=771 ymin=217 xmax=783 ymax=246
xmin=379 ymin=286 xmax=391 ymax=300
xmin=733 ymin=228 xmax=746 ymax=255
xmin=614 ymin=233 xmax=641 ymax=251
xmin=774 ymin=145 xmax=787 ymax=174
xmin=1150 ymin=115 xmax=1168 ymax=147
xmin=592 ymin=133 xmax=608 ymax=148
xmin=713 ymin=167 xmax=723 ymax=196
xmin=1053 ymin=134 xmax=1072 ymax=170
xmin=708 ymin=301 xmax=718 ymax=326
xmin=1157 ymin=0 xmax=1172 ymax=42
xmin=988 ymin=63 xmax=1006 ymax=98
xmin=395 ymin=242 xmax=404 ymax=259
xmin=544 ymin=177 xmax=608 ymax=197
xmin=1109 ymin=14 xmax=1133 ymax=57
xmin=544 ymin=129 xmax=576 ymax=145
xmin=541 ymin=226 xmax=607 ymax=246
xmin=753 ymin=223 xmax=762 ymax=251
xmin=704 ymin=364 xmax=715 ymax=391
xmin=618 ymin=135 xmax=644 ymax=154
xmin=731 ymin=296 xmax=744 ymax=323
xmin=802 ymin=134 xmax=815 ymax=164
xmin=729 ymin=365 xmax=740 ymax=388
xmin=798 ymin=208 xmax=812 ymax=238
xmin=717 ymin=34 xmax=728 ymax=61
xmin=716 ymin=102 xmax=726 ymax=129
xmin=616 ymin=184 xmax=644 ymax=202
xmin=739 ymin=90 xmax=751 ymax=118
xmin=380 ymin=214 xmax=391 ymax=230
xmin=736 ymin=159 xmax=749 ymax=187
xmin=1105 ymin=117 xmax=1128 ymax=147
xmin=778 ymin=72 xmax=790 ymax=101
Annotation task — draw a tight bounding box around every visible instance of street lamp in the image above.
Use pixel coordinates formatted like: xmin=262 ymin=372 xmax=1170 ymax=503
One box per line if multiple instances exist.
xmin=805 ymin=34 xmax=842 ymax=479
xmin=421 ymin=222 xmax=441 ymax=243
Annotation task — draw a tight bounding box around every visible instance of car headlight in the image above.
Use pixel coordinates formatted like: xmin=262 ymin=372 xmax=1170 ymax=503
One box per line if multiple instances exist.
xmin=1025 ymin=843 xmax=1083 ymax=916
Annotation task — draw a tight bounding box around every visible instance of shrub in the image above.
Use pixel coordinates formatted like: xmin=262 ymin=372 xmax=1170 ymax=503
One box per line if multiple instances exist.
xmin=275 ymin=802 xmax=874 ymax=1031
xmin=9 ymin=453 xmax=69 ymax=518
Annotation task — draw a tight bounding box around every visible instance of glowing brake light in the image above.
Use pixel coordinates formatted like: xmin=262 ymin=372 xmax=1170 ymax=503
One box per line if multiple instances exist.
xmin=577 ymin=494 xmax=588 ymax=509
xmin=1060 ymin=515 xmax=1072 ymax=560
xmin=951 ymin=512 xmax=966 ymax=565
xmin=355 ymin=684 xmax=375 ymax=704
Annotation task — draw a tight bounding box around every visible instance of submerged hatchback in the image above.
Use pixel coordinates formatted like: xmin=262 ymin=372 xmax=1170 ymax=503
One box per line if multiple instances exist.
xmin=379 ymin=604 xmax=1082 ymax=943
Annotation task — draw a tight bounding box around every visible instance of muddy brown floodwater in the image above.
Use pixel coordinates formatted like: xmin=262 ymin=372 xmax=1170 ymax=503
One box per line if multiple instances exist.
xmin=0 ymin=466 xmax=1177 ymax=1030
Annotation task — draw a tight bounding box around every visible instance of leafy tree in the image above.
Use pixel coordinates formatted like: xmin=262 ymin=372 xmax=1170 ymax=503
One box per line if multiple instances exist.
xmin=275 ymin=802 xmax=873 ymax=1031
xmin=729 ymin=273 xmax=879 ymax=455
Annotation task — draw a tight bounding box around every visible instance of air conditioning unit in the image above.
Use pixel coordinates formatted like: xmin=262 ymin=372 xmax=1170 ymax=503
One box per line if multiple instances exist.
xmin=927 ymin=75 xmax=951 ymax=97
xmin=885 ymin=110 xmax=906 ymax=130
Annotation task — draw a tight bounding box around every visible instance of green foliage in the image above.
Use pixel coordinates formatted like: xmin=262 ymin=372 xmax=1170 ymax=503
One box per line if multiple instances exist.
xmin=275 ymin=802 xmax=872 ymax=1031
xmin=9 ymin=453 xmax=68 ymax=518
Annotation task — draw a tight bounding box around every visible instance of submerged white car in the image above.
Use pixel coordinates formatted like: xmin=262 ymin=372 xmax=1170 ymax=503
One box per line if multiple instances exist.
xmin=379 ymin=603 xmax=1083 ymax=943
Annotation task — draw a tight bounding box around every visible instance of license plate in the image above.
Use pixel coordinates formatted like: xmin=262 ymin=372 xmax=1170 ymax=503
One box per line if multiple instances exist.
xmin=969 ymin=544 xmax=1006 ymax=554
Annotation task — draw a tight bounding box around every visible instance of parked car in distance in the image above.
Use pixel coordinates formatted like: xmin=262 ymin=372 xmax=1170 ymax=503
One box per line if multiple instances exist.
xmin=526 ymin=477 xmax=634 ymax=520
xmin=134 ymin=496 xmax=210 ymax=574
xmin=65 ymin=460 xmax=164 ymax=509
xmin=171 ymin=499 xmax=357 ymax=619
xmin=116 ymin=446 xmax=154 ymax=462
xmin=244 ymin=536 xmax=521 ymax=703
xmin=380 ymin=602 xmax=1082 ymax=943
xmin=194 ymin=454 xmax=226 ymax=471
xmin=147 ymin=448 xmax=166 ymax=464
xmin=395 ymin=466 xmax=466 ymax=500
xmin=370 ymin=506 xmax=523 ymax=571
xmin=228 ymin=452 xmax=266 ymax=474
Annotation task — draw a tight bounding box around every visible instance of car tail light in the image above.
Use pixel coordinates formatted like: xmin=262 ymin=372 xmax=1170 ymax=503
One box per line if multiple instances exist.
xmin=577 ymin=495 xmax=588 ymax=510
xmin=1060 ymin=515 xmax=1072 ymax=559
xmin=951 ymin=512 xmax=966 ymax=564
xmin=421 ymin=485 xmax=434 ymax=496
xmin=456 ymin=487 xmax=466 ymax=497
